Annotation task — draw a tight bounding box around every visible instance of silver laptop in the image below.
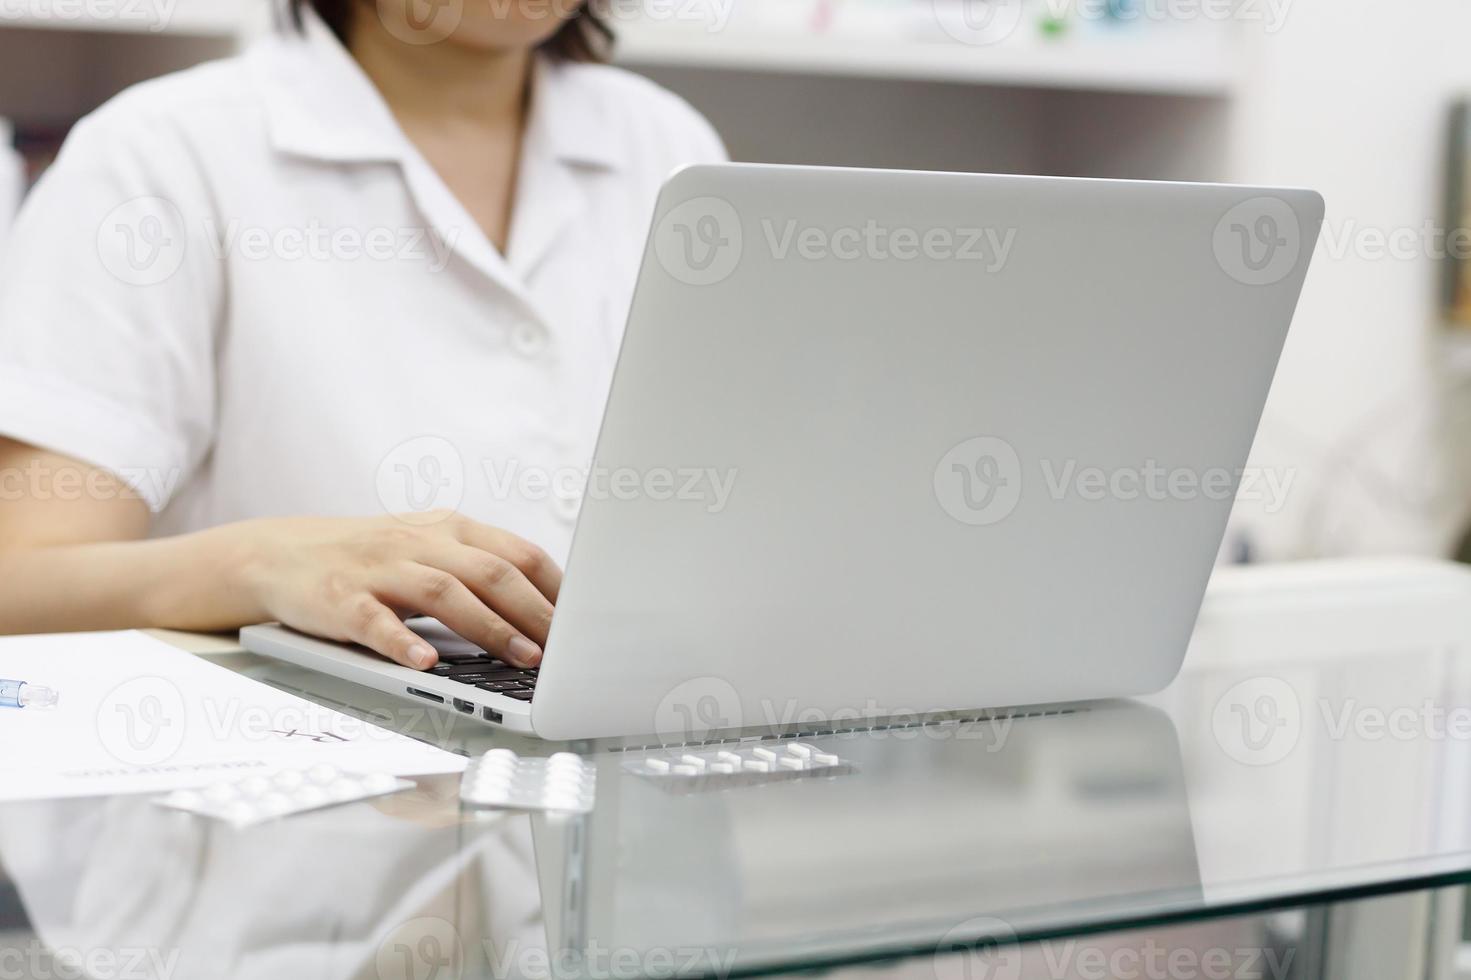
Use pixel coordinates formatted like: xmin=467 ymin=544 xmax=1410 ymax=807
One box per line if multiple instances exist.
xmin=243 ymin=163 xmax=1322 ymax=741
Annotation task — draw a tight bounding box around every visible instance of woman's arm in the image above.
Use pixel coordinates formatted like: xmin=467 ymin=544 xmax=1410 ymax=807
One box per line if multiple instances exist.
xmin=0 ymin=437 xmax=557 ymax=669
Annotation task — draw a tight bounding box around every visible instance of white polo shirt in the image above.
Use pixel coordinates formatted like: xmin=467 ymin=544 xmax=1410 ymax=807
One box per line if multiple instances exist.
xmin=0 ymin=16 xmax=725 ymax=564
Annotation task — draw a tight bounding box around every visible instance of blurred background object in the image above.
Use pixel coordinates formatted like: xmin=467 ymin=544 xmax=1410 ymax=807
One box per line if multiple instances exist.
xmin=1 ymin=0 xmax=1469 ymax=564
xmin=0 ymin=119 xmax=21 ymax=245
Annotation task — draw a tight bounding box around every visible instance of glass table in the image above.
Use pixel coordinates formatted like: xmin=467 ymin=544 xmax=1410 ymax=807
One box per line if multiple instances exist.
xmin=3 ymin=560 xmax=1471 ymax=980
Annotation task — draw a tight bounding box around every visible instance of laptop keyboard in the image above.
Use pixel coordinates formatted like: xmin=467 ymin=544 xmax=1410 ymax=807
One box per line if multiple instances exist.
xmin=428 ymin=649 xmax=538 ymax=701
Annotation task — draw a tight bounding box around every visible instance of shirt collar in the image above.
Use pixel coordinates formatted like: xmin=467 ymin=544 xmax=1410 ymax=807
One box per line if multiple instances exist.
xmin=246 ymin=10 xmax=625 ymax=172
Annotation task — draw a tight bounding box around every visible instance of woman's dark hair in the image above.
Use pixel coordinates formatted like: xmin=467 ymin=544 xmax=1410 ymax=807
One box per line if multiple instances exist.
xmin=288 ymin=0 xmax=613 ymax=62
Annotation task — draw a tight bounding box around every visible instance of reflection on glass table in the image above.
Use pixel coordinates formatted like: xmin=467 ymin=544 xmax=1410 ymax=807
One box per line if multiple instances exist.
xmin=0 ymin=558 xmax=1469 ymax=979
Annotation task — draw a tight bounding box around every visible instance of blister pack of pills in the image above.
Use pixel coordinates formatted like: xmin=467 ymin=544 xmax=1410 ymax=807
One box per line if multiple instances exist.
xmin=622 ymin=742 xmax=854 ymax=792
xmin=155 ymin=766 xmax=413 ymax=828
xmin=459 ymin=749 xmax=596 ymax=813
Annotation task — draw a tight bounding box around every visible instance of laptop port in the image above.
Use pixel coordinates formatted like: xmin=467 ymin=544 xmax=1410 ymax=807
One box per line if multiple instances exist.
xmin=482 ymin=707 xmax=503 ymax=724
xmin=406 ymin=687 xmax=444 ymax=704
xmin=452 ymin=698 xmax=474 ymax=715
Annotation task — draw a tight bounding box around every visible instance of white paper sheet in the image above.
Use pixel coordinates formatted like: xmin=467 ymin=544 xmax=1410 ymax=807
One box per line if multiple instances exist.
xmin=0 ymin=631 xmax=468 ymax=801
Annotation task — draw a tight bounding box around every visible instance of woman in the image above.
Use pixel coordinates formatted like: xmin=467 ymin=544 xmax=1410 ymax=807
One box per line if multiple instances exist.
xmin=0 ymin=0 xmax=725 ymax=669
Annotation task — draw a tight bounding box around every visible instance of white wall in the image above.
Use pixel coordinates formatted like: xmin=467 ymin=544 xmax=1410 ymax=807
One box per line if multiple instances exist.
xmin=1226 ymin=0 xmax=1471 ymax=559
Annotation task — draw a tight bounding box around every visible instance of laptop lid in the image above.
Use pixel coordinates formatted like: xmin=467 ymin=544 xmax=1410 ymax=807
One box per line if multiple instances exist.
xmin=532 ymin=164 xmax=1322 ymax=741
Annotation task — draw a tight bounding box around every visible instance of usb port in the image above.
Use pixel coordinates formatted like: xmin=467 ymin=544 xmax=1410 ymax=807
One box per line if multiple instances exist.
xmin=406 ymin=687 xmax=444 ymax=704
xmin=482 ymin=707 xmax=503 ymax=724
xmin=452 ymin=698 xmax=474 ymax=715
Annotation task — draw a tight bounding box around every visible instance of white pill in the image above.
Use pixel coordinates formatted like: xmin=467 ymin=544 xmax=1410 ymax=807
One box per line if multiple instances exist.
xmin=295 ymin=786 xmax=328 ymax=808
xmin=814 ymin=753 xmax=840 ymax=766
xmin=752 ymin=746 xmax=777 ymax=761
xmin=203 ymin=782 xmax=237 ymax=804
xmin=716 ymin=751 xmax=741 ymax=765
xmin=224 ymin=801 xmax=257 ymax=823
xmin=472 ymin=779 xmax=510 ymax=796
xmin=308 ymin=764 xmax=341 ymax=785
xmin=679 ymin=754 xmax=707 ymax=771
xmin=710 ymin=762 xmax=735 ymax=774
xmin=362 ymin=773 xmax=400 ymax=794
xmin=475 ymin=780 xmax=512 ymax=796
xmin=259 ymin=792 xmax=294 ymax=814
xmin=170 ymin=790 xmax=203 ymax=809
xmin=644 ymin=759 xmax=671 ymax=773
xmin=475 ymin=762 xmax=512 ymax=777
xmin=484 ymin=748 xmax=517 ymax=762
xmin=238 ymin=776 xmax=272 ymax=796
xmin=778 ymin=756 xmax=805 ymax=770
xmin=327 ymin=779 xmax=363 ymax=801
xmin=786 ymin=744 xmax=814 ymax=759
xmin=743 ymin=760 xmax=770 ymax=773
xmin=548 ymin=752 xmax=582 ymax=767
xmin=672 ymin=764 xmax=699 ymax=775
xmin=273 ymin=770 xmax=306 ymax=790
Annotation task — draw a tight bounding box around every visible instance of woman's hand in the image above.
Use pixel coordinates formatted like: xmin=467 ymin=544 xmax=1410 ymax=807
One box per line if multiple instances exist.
xmin=225 ymin=512 xmax=560 ymax=670
xmin=0 ymin=442 xmax=560 ymax=666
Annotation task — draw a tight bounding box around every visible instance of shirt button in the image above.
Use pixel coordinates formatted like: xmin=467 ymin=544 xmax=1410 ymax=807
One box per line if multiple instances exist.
xmin=552 ymin=493 xmax=581 ymax=525
xmin=510 ymin=320 xmax=549 ymax=359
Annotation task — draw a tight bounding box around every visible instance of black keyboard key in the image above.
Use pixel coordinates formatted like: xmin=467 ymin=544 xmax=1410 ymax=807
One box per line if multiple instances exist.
xmin=431 ymin=663 xmax=508 ymax=677
xmin=435 ymin=651 xmax=494 ymax=665
xmin=476 ymin=681 xmax=523 ymax=692
xmin=503 ymin=689 xmax=535 ymax=701
xmin=448 ymin=673 xmax=494 ymax=685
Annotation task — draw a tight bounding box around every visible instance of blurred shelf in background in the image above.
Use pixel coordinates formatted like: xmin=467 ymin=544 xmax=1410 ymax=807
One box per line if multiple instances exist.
xmin=614 ymin=21 xmax=1236 ymax=98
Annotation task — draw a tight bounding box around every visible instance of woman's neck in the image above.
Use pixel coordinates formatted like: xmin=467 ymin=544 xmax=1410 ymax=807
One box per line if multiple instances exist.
xmin=346 ymin=18 xmax=531 ymax=131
